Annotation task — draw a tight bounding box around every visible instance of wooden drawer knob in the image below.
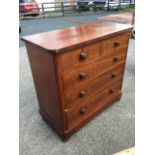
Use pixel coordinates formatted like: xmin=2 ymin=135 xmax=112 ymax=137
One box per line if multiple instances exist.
xmin=79 ymin=72 xmax=87 ymax=80
xmin=80 ymin=108 xmax=86 ymax=115
xmin=80 ymin=91 xmax=86 ymax=97
xmin=111 ymin=73 xmax=116 ymax=78
xmin=113 ymin=56 xmax=119 ymax=62
xmin=114 ymin=41 xmax=120 ymax=47
xmin=109 ymin=89 xmax=115 ymax=94
xmin=80 ymin=52 xmax=87 ymax=61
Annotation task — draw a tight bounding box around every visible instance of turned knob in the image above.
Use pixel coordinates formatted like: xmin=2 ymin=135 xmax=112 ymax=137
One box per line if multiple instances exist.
xmin=79 ymin=72 xmax=87 ymax=80
xmin=80 ymin=52 xmax=87 ymax=61
xmin=79 ymin=91 xmax=86 ymax=97
xmin=111 ymin=73 xmax=116 ymax=78
xmin=109 ymin=89 xmax=115 ymax=94
xmin=114 ymin=41 xmax=120 ymax=47
xmin=113 ymin=56 xmax=119 ymax=62
xmin=80 ymin=108 xmax=86 ymax=115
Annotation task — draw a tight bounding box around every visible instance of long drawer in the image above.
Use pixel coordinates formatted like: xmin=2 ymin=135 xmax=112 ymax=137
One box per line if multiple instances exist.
xmin=65 ymin=79 xmax=122 ymax=129
xmin=64 ymin=62 xmax=125 ymax=107
xmin=62 ymin=47 xmax=127 ymax=91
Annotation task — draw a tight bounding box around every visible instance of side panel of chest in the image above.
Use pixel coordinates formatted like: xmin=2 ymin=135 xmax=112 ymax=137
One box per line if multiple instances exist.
xmin=25 ymin=43 xmax=65 ymax=131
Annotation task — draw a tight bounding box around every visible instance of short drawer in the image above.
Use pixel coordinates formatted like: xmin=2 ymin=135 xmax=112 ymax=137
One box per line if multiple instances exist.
xmin=65 ymin=79 xmax=122 ymax=129
xmin=101 ymin=33 xmax=130 ymax=57
xmin=59 ymin=42 xmax=100 ymax=73
xmin=64 ymin=62 xmax=125 ymax=107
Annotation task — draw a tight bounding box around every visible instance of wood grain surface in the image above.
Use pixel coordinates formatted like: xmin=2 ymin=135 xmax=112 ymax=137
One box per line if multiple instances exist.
xmin=22 ymin=22 xmax=132 ymax=141
xmin=21 ymin=22 xmax=133 ymax=53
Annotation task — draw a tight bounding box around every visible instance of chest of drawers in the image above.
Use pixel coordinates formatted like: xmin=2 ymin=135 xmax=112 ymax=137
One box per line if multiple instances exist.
xmin=21 ymin=22 xmax=133 ymax=141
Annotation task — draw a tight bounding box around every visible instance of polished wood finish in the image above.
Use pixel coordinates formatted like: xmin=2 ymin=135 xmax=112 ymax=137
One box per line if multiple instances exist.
xmin=25 ymin=43 xmax=66 ymax=131
xmin=22 ymin=22 xmax=133 ymax=53
xmin=62 ymin=51 xmax=126 ymax=91
xmin=21 ymin=22 xmax=133 ymax=141
xmin=101 ymin=33 xmax=129 ymax=57
xmin=64 ymin=63 xmax=125 ymax=107
xmin=65 ymin=79 xmax=122 ymax=129
xmin=59 ymin=42 xmax=100 ymax=72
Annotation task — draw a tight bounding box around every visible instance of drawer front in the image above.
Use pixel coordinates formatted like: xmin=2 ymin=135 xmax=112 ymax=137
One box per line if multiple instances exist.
xmin=101 ymin=33 xmax=130 ymax=57
xmin=64 ymin=62 xmax=125 ymax=107
xmin=62 ymin=47 xmax=127 ymax=91
xmin=65 ymin=79 xmax=122 ymax=129
xmin=100 ymin=48 xmax=127 ymax=70
xmin=59 ymin=42 xmax=100 ymax=73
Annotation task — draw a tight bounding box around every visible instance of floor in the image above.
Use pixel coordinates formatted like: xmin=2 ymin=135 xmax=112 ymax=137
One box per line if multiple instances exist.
xmin=113 ymin=147 xmax=135 ymax=155
xmin=19 ymin=13 xmax=135 ymax=155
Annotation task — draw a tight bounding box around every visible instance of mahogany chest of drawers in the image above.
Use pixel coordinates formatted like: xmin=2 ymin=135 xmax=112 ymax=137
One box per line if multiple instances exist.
xmin=21 ymin=22 xmax=133 ymax=141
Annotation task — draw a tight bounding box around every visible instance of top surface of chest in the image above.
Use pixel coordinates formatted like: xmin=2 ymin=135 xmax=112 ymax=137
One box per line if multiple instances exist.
xmin=21 ymin=22 xmax=133 ymax=53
